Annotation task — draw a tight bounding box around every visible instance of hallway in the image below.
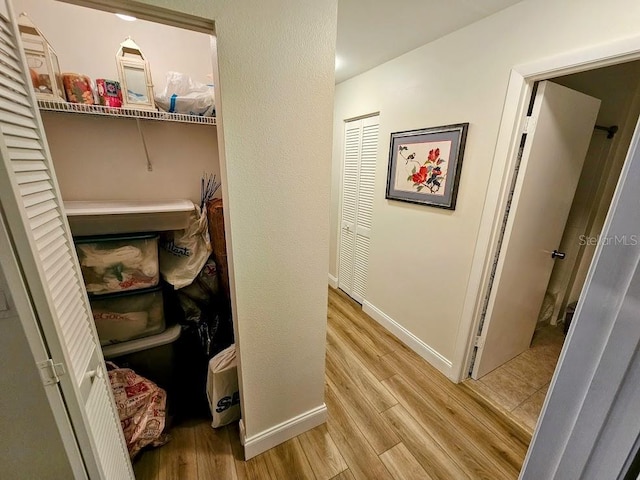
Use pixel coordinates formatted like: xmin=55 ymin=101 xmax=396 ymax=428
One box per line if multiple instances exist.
xmin=134 ymin=288 xmax=530 ymax=479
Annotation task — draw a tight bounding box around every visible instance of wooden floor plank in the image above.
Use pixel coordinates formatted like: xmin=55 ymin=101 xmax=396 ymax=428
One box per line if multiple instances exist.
xmin=387 ymin=346 xmax=530 ymax=448
xmin=326 ymin=316 xmax=396 ymax=381
xmin=133 ymin=446 xmax=160 ymax=480
xmin=382 ymin=375 xmax=515 ymax=480
xmin=325 ymin=333 xmax=397 ymax=413
xmin=330 ymin=470 xmax=356 ymax=480
xmin=384 ymin=350 xmax=526 ymax=473
xmin=298 ymin=424 xmax=348 ymax=480
xmin=228 ymin=423 xmax=248 ymax=480
xmin=325 ymin=385 xmax=394 ymax=480
xmin=379 ymin=443 xmax=434 ymax=480
xmin=328 ymin=293 xmax=399 ymax=354
xmin=194 ymin=421 xmax=238 ymax=479
xmin=325 ymin=372 xmax=400 ymax=455
xmin=388 ymin=341 xmax=531 ymax=446
xmin=327 ymin=307 xmax=391 ymax=357
xmin=264 ymin=437 xmax=315 ymax=480
xmin=157 ymin=421 xmax=198 ymax=480
xmin=381 ymin=405 xmax=471 ymax=480
xmin=458 ymin=381 xmax=532 ymax=444
xmin=244 ymin=454 xmax=273 ymax=480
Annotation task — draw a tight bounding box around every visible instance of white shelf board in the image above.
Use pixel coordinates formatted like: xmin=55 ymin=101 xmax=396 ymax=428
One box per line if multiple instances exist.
xmin=64 ymin=199 xmax=195 ymax=216
xmin=64 ymin=199 xmax=195 ymax=236
xmin=38 ymin=100 xmax=217 ymax=126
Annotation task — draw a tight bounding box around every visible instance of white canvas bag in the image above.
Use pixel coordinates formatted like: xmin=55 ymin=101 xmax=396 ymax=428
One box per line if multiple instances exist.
xmin=207 ymin=344 xmax=241 ymax=427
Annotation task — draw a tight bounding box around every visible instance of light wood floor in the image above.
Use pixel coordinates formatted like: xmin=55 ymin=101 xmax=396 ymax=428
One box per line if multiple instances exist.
xmin=134 ymin=288 xmax=531 ymax=479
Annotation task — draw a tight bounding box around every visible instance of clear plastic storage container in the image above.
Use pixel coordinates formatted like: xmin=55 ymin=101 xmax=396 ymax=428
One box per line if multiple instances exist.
xmin=90 ymin=286 xmax=165 ymax=346
xmin=102 ymin=324 xmax=181 ymax=395
xmin=75 ymin=233 xmax=159 ymax=295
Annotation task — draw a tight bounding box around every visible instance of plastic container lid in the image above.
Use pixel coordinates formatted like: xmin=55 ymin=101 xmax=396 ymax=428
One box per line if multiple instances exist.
xmin=102 ymin=324 xmax=181 ymax=358
xmin=88 ymin=284 xmax=162 ymax=300
xmin=74 ymin=232 xmax=158 ymax=244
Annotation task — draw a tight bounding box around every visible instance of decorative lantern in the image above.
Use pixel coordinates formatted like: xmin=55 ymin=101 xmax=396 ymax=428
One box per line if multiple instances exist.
xmin=116 ymin=37 xmax=156 ymax=111
xmin=17 ymin=13 xmax=65 ymax=102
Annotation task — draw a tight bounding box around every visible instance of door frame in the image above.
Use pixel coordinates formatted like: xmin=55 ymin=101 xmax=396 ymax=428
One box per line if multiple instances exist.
xmin=451 ymin=34 xmax=640 ymax=383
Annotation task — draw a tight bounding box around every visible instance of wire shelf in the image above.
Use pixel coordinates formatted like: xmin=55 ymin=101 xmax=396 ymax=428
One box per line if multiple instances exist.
xmin=37 ymin=100 xmax=217 ymax=125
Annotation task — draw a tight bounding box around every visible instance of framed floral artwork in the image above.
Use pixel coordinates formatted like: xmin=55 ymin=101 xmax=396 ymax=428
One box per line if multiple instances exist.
xmin=385 ymin=123 xmax=469 ymax=210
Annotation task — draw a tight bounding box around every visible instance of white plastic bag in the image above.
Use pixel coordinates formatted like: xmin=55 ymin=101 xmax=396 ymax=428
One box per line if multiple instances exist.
xmin=155 ymin=72 xmax=215 ymax=117
xmin=159 ymin=205 xmax=211 ymax=289
xmin=207 ymin=344 xmax=240 ymax=428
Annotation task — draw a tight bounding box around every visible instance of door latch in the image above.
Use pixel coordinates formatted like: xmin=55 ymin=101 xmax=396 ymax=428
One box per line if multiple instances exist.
xmin=551 ymin=250 xmax=566 ymax=260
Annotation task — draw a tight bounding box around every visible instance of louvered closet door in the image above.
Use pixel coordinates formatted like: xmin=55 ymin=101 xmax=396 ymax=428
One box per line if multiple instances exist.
xmin=339 ymin=115 xmax=379 ymax=303
xmin=0 ymin=2 xmax=133 ymax=479
xmin=339 ymin=119 xmax=361 ymax=294
xmin=352 ymin=116 xmax=378 ymax=302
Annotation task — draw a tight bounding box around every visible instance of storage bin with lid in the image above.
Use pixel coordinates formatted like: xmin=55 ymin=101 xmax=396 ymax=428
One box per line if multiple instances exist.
xmin=91 ymin=286 xmax=165 ymax=346
xmin=102 ymin=324 xmax=181 ymax=400
xmin=75 ymin=232 xmax=159 ymax=295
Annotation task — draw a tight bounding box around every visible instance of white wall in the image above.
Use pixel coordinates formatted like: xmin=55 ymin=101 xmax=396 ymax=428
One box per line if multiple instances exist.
xmin=331 ymin=0 xmax=640 ymax=377
xmin=42 ymin=113 xmax=219 ymax=204
xmin=14 ymin=0 xmax=213 ymax=92
xmin=130 ymin=0 xmax=337 ymax=456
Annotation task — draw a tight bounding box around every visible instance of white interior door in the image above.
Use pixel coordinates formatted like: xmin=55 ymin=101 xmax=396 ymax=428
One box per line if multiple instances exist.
xmin=472 ymin=81 xmax=601 ymax=379
xmin=0 ymin=1 xmax=133 ymax=478
xmin=339 ymin=115 xmax=379 ymax=303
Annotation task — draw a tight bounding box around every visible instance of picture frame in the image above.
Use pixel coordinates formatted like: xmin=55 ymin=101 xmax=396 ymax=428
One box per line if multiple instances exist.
xmin=385 ymin=123 xmax=469 ymax=210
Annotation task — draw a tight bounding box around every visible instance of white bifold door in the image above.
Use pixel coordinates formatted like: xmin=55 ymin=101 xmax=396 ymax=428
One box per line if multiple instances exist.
xmin=339 ymin=115 xmax=379 ymax=303
xmin=0 ymin=1 xmax=133 ymax=478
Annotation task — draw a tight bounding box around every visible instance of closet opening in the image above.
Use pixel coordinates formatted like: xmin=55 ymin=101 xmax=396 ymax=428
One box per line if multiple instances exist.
xmin=465 ymin=60 xmax=640 ymax=433
xmin=17 ymin=0 xmax=240 ymax=473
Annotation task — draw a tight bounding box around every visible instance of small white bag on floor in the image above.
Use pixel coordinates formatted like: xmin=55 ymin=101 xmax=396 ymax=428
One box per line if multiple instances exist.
xmin=207 ymin=344 xmax=241 ymax=428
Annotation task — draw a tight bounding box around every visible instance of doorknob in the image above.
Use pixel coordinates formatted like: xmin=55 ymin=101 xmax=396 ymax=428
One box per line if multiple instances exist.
xmin=551 ymin=250 xmax=566 ymax=260
xmin=86 ymin=365 xmax=104 ymax=381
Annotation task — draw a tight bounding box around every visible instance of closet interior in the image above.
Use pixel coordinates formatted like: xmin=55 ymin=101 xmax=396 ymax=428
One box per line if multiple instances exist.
xmin=16 ymin=0 xmax=237 ymax=462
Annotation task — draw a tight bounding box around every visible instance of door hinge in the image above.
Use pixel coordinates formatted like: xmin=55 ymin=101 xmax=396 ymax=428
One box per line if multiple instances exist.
xmin=38 ymin=359 xmax=66 ymax=385
xmin=474 ymin=335 xmax=485 ymax=349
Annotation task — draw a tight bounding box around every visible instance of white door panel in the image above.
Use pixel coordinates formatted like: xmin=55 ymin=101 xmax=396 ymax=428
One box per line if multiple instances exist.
xmin=0 ymin=2 xmax=133 ymax=478
xmin=338 ymin=115 xmax=379 ymax=303
xmin=473 ymin=81 xmax=601 ymax=378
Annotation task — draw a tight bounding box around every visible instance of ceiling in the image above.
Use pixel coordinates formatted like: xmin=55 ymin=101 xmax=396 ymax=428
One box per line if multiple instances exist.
xmin=336 ymin=0 xmax=523 ymax=83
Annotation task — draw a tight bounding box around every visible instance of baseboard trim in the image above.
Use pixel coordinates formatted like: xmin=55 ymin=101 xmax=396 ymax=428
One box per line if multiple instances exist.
xmin=240 ymin=404 xmax=328 ymax=459
xmin=328 ymin=273 xmax=338 ymax=289
xmin=362 ymin=300 xmax=454 ymax=379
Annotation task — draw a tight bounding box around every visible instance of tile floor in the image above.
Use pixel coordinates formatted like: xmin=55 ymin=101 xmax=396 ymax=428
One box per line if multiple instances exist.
xmin=465 ymin=323 xmax=565 ymax=433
